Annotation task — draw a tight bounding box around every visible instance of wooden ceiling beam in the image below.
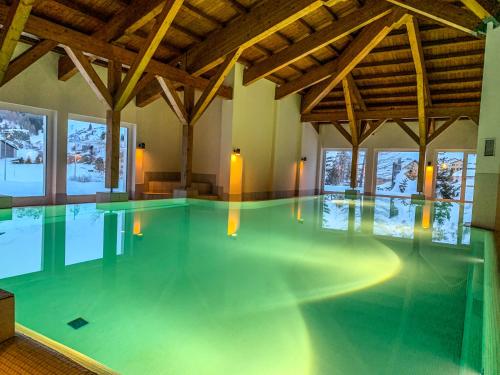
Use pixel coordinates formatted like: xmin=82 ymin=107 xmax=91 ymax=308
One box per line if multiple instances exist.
xmin=297 ymin=10 xmax=407 ymax=114
xmin=114 ymin=0 xmax=184 ymax=111
xmin=359 ymin=119 xmax=387 ymax=144
xmin=332 ymin=121 xmax=353 ymax=144
xmin=460 ymin=0 xmax=495 ymax=20
xmin=173 ymin=0 xmax=346 ymax=76
xmin=242 ymin=0 xmax=392 ymax=85
xmin=427 ymin=115 xmax=460 ymax=144
xmin=2 ymin=39 xmax=57 ymax=85
xmin=0 ymin=0 xmax=37 ymax=84
xmin=342 ymin=77 xmax=359 ymax=147
xmin=301 ymin=106 xmax=480 ymax=122
xmin=191 ymin=48 xmax=242 ymax=126
xmin=393 ymin=118 xmax=420 ymax=144
xmin=63 ymin=46 xmax=113 ymax=109
xmin=384 ymin=0 xmax=480 ymax=35
xmin=157 ymin=76 xmax=189 ymax=125
xmin=0 ymin=3 xmax=233 ymax=101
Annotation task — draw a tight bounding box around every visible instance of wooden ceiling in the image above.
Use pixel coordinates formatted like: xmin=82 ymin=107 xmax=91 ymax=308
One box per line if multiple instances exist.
xmin=0 ymin=0 xmax=497 ymax=123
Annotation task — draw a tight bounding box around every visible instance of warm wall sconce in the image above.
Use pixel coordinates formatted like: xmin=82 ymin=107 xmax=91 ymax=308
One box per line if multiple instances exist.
xmin=424 ymin=161 xmax=434 ymax=199
xmin=137 ymin=143 xmax=146 ymax=149
xmin=233 ymin=148 xmax=241 ymax=155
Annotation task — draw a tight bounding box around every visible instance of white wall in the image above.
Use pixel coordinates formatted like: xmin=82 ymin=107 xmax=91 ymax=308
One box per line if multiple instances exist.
xmin=319 ymin=119 xmax=478 ymax=194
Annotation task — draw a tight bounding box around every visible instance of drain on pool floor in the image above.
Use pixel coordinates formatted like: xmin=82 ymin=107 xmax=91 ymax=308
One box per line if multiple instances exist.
xmin=67 ymin=318 xmax=88 ymax=330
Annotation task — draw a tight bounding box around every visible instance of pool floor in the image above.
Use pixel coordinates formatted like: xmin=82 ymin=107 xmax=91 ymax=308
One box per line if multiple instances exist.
xmin=0 ymin=196 xmax=488 ymax=374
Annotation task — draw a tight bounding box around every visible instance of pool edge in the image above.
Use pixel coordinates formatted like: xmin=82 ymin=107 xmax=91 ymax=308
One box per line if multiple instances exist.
xmin=15 ymin=323 xmax=118 ymax=375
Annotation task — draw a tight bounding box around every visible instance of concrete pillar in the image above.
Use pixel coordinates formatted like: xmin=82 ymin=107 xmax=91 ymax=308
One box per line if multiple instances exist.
xmin=473 ymin=23 xmax=500 ymax=230
xmin=0 ymin=290 xmax=14 ymax=343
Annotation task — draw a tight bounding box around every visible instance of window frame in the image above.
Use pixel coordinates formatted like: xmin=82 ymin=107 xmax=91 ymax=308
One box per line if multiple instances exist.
xmin=320 ymin=147 xmax=368 ymax=194
xmin=372 ymin=148 xmax=420 ymax=198
xmin=0 ymin=101 xmax=55 ymax=206
xmin=66 ymin=113 xmax=136 ymax=203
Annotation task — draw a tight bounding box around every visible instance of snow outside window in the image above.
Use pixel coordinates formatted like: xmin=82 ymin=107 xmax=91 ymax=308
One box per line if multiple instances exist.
xmin=375 ymin=151 xmax=419 ymax=197
xmin=67 ymin=119 xmax=128 ymax=195
xmin=0 ymin=109 xmax=47 ymax=197
xmin=434 ymin=151 xmax=476 ymax=202
xmin=323 ymin=149 xmax=366 ymax=193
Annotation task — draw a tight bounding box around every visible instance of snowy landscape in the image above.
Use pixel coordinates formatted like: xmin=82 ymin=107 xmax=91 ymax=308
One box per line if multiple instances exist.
xmin=67 ymin=120 xmax=128 ymax=195
xmin=0 ymin=109 xmax=46 ymax=197
xmin=323 ymin=150 xmax=366 ymax=192
xmin=375 ymin=151 xmax=419 ymax=197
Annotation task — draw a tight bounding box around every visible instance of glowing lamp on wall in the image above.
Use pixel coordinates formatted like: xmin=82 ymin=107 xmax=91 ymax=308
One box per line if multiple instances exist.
xmin=229 ymin=147 xmax=243 ymax=202
xmin=424 ymin=161 xmax=434 ymax=198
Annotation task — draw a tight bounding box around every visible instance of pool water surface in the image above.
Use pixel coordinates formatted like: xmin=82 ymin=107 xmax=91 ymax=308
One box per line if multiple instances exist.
xmin=0 ymin=196 xmax=489 ymax=374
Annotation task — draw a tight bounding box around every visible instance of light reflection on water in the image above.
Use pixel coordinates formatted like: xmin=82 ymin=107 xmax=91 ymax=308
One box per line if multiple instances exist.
xmin=0 ymin=196 xmax=486 ymax=375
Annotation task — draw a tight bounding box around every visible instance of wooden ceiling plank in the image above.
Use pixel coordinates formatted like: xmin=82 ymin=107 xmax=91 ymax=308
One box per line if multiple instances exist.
xmin=0 ymin=0 xmax=37 ymax=83
xmin=114 ymin=0 xmax=184 ymax=111
xmin=63 ymin=46 xmax=113 ymax=109
xmin=242 ymin=0 xmax=392 ymax=85
xmin=157 ymin=76 xmax=189 ymax=125
xmin=2 ymin=39 xmax=57 ymax=85
xmin=384 ymin=0 xmax=480 ymax=35
xmin=174 ymin=0 xmax=347 ymax=76
xmin=297 ymin=10 xmax=406 ymax=114
xmin=191 ymin=48 xmax=242 ymax=126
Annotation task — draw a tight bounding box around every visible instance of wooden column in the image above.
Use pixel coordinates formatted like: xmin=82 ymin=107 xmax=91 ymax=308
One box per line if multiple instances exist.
xmin=351 ymin=145 xmax=359 ymax=189
xmin=343 ymin=78 xmax=360 ymax=189
xmin=105 ymin=60 xmax=122 ymax=189
xmin=181 ymin=86 xmax=195 ymax=189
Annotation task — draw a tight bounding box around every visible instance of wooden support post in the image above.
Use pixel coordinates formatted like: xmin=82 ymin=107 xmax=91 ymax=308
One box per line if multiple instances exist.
xmin=417 ymin=144 xmax=426 ymax=193
xmin=0 ymin=290 xmax=14 ymax=343
xmin=343 ymin=78 xmax=359 ymax=189
xmin=180 ymin=85 xmax=195 ymax=189
xmin=105 ymin=60 xmax=122 ymax=189
xmin=351 ymin=145 xmax=359 ymax=189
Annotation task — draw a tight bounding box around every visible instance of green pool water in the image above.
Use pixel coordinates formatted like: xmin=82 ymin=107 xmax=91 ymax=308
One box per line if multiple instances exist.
xmin=0 ymin=196 xmax=492 ymax=374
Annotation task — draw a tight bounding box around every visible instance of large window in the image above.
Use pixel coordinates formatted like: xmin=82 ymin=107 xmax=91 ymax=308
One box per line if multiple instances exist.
xmin=67 ymin=119 xmax=128 ymax=195
xmin=435 ymin=151 xmax=476 ymax=202
xmin=323 ymin=149 xmax=366 ymax=192
xmin=375 ymin=151 xmax=419 ymax=197
xmin=0 ymin=109 xmax=46 ymax=197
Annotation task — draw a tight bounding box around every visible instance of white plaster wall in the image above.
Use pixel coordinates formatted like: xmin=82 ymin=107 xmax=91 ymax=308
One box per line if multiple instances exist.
xmin=300 ymin=123 xmax=320 ymax=193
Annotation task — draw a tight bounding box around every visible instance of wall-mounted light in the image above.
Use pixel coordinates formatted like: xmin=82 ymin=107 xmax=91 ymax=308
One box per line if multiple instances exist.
xmin=137 ymin=143 xmax=146 ymax=149
xmin=233 ymin=148 xmax=241 ymax=155
xmin=424 ymin=161 xmax=434 ymax=199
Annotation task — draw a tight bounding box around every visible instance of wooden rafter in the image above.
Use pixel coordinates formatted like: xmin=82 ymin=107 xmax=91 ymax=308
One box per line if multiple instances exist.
xmin=63 ymin=46 xmax=113 ymax=109
xmin=393 ymin=118 xmax=420 ymax=144
xmin=114 ymin=0 xmax=184 ymax=111
xmin=190 ymin=49 xmax=242 ymax=125
xmin=157 ymin=76 xmax=189 ymax=125
xmin=0 ymin=3 xmax=233 ymax=101
xmin=332 ymin=121 xmax=352 ymax=144
xmin=406 ymin=16 xmax=431 ymax=106
xmin=359 ymin=119 xmax=387 ymax=144
xmin=297 ymin=10 xmax=406 ymax=114
xmin=173 ymin=0 xmax=345 ymax=76
xmin=242 ymin=0 xmax=392 ymax=85
xmin=385 ymin=0 xmax=480 ymax=35
xmin=0 ymin=0 xmax=37 ymax=84
xmin=57 ymin=0 xmax=166 ymax=82
xmin=105 ymin=60 xmax=122 ymax=189
xmin=427 ymin=116 xmax=460 ymax=144
xmin=460 ymin=0 xmax=495 ymax=20
xmin=2 ymin=39 xmax=57 ymax=85
xmin=343 ymin=77 xmax=360 ymax=189
xmin=301 ymin=106 xmax=480 ymax=122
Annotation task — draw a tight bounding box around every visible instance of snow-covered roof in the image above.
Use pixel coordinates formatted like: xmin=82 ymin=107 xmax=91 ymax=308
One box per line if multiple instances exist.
xmin=0 ymin=139 xmax=18 ymax=150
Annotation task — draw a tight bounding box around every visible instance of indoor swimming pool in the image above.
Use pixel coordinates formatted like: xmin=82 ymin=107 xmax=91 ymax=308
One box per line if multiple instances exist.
xmin=0 ymin=196 xmax=494 ymax=374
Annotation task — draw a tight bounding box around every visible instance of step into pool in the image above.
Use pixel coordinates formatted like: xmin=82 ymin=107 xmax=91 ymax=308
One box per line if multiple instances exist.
xmin=0 ymin=196 xmax=494 ymax=374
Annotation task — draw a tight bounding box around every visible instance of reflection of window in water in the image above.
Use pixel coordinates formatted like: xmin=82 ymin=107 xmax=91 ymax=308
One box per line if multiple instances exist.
xmin=0 ymin=208 xmax=43 ymax=279
xmin=461 ymin=203 xmax=473 ymax=245
xmin=322 ymin=195 xmax=362 ymax=232
xmin=65 ymin=205 xmax=126 ymax=265
xmin=432 ymin=202 xmax=460 ymax=245
xmin=373 ymin=197 xmax=415 ymax=239
xmin=375 ymin=151 xmax=420 ymax=197
xmin=323 ymin=149 xmax=366 ymax=193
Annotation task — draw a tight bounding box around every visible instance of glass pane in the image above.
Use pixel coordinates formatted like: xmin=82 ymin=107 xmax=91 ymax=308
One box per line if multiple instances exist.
xmin=461 ymin=203 xmax=473 ymax=245
xmin=375 ymin=151 xmax=419 ymax=197
xmin=0 ymin=109 xmax=46 ymax=197
xmin=435 ymin=152 xmax=464 ymax=200
xmin=67 ymin=119 xmax=128 ymax=195
xmin=323 ymin=149 xmax=366 ymax=192
xmin=464 ymin=153 xmax=476 ymax=202
xmin=432 ymin=202 xmax=460 ymax=245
